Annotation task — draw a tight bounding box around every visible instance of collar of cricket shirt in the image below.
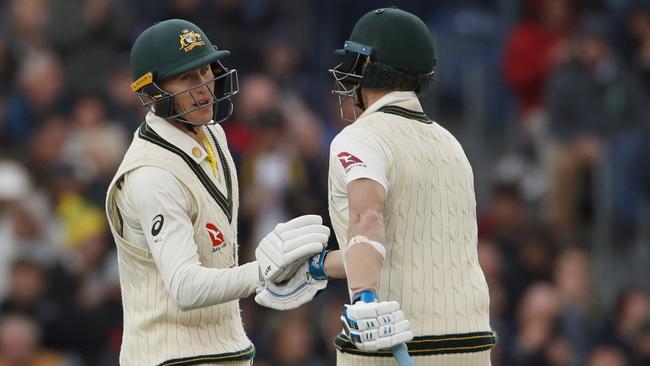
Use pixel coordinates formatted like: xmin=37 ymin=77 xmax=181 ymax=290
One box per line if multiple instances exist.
xmin=357 ymin=91 xmax=422 ymax=120
xmin=145 ymin=112 xmax=208 ymax=164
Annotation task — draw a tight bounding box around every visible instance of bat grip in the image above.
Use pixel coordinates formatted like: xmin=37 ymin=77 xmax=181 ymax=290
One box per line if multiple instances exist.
xmin=392 ymin=343 xmax=415 ymax=366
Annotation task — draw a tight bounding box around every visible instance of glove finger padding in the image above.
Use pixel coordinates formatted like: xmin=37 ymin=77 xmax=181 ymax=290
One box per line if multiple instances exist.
xmin=278 ymin=224 xmax=330 ymax=242
xmin=255 ymin=262 xmax=327 ymax=311
xmin=256 ymin=215 xmax=329 ymax=282
xmin=275 ymin=215 xmax=322 ymax=234
xmin=346 ymin=301 xmax=400 ymax=320
xmin=283 ymin=237 xmax=327 ymax=263
xmin=341 ymin=300 xmax=413 ymax=352
xmin=271 ymin=234 xmax=327 ymax=282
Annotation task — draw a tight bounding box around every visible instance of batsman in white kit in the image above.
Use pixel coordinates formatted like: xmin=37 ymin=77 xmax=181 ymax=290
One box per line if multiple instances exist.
xmin=104 ymin=19 xmax=329 ymax=365
xmin=296 ymin=7 xmax=498 ymax=366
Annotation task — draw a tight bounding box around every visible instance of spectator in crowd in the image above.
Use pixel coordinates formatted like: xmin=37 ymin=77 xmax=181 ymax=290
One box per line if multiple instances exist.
xmin=106 ymin=61 xmax=145 ymax=129
xmin=46 ymin=0 xmax=133 ymax=94
xmin=0 ymin=38 xmax=15 ymax=98
xmin=62 ymin=95 xmax=128 ymax=204
xmin=1 ymin=51 xmax=66 ymax=153
xmin=239 ymin=108 xmax=307 ymax=249
xmin=0 ymin=259 xmax=89 ymax=357
xmin=0 ymin=161 xmax=33 ymax=297
xmin=269 ymin=311 xmax=322 ymax=366
xmin=586 ymin=345 xmax=629 ymax=366
xmin=1 ymin=0 xmax=49 ymax=60
xmin=26 ymin=116 xmax=69 ymax=183
xmin=546 ymin=13 xmax=647 ymax=241
xmin=504 ymin=0 xmax=575 ymax=122
xmin=0 ymin=314 xmax=67 ymax=366
xmin=626 ymin=4 xmax=650 ymax=93
xmin=223 ymin=74 xmax=276 ymax=161
xmin=553 ymin=246 xmax=594 ymax=365
xmin=634 ymin=321 xmax=650 ymax=366
xmin=607 ymin=6 xmax=650 ymax=237
xmin=501 ymin=282 xmax=562 ymax=366
xmin=598 ymin=288 xmax=650 ymax=365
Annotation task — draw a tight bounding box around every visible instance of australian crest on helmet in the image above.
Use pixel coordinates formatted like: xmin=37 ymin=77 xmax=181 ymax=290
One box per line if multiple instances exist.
xmin=179 ymin=29 xmax=205 ymax=52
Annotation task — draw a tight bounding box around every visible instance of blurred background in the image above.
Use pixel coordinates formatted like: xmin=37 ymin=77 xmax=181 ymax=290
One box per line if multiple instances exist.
xmin=0 ymin=0 xmax=649 ymax=365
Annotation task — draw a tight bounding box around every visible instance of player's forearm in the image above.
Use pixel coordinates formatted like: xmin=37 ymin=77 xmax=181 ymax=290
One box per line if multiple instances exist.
xmin=344 ymin=239 xmax=385 ymax=296
xmin=170 ymin=261 xmax=263 ymax=311
xmin=349 ymin=209 xmax=385 ymax=243
xmin=345 ymin=209 xmax=386 ymax=296
xmin=316 ymin=215 xmax=384 ymax=278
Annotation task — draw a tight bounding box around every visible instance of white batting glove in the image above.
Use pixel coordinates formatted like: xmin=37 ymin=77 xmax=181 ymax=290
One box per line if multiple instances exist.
xmin=255 ymin=215 xmax=329 ymax=283
xmin=255 ymin=260 xmax=327 ymax=310
xmin=341 ymin=291 xmax=413 ymax=351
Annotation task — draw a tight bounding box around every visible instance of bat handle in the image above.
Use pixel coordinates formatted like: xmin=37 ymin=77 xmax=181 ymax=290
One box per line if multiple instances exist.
xmin=392 ymin=343 xmax=415 ymax=366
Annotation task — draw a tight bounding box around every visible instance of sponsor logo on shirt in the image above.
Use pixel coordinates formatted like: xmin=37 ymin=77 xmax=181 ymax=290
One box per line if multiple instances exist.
xmin=337 ymin=152 xmax=366 ymax=172
xmin=206 ymin=223 xmax=225 ymax=252
xmin=151 ymin=214 xmax=164 ymax=237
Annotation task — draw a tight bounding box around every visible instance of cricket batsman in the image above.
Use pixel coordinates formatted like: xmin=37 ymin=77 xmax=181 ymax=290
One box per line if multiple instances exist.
xmin=266 ymin=7 xmax=497 ymax=365
xmin=105 ymin=19 xmax=329 ymax=365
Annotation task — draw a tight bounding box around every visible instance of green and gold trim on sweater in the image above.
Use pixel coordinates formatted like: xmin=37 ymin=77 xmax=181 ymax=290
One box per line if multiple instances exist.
xmin=158 ymin=345 xmax=255 ymax=365
xmin=138 ymin=122 xmax=234 ymax=223
xmin=335 ymin=331 xmax=497 ymax=357
xmin=378 ymin=105 xmax=432 ymax=124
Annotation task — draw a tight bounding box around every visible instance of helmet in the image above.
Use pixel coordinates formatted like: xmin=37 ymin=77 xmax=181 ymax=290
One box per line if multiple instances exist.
xmin=329 ymin=8 xmax=436 ymax=119
xmin=130 ymin=19 xmax=239 ymax=125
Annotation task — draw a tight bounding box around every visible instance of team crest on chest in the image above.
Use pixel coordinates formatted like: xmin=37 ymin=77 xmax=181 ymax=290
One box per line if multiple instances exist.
xmin=179 ymin=29 xmax=205 ymax=52
xmin=206 ymin=223 xmax=225 ymax=252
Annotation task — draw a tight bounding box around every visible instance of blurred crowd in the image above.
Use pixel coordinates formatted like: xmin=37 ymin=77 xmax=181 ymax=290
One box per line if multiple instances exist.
xmin=0 ymin=0 xmax=648 ymax=365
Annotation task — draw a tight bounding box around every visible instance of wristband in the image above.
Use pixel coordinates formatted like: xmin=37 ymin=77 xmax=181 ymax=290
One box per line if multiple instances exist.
xmin=308 ymin=249 xmax=329 ymax=280
xmin=348 ymin=235 xmax=386 ymax=258
xmin=352 ymin=290 xmax=377 ymax=303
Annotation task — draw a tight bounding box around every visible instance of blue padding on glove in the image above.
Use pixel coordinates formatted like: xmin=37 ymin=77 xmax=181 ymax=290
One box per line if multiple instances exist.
xmin=308 ymin=249 xmax=329 ymax=280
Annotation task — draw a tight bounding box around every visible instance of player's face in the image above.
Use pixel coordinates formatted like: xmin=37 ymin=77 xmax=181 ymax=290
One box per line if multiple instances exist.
xmin=160 ymin=65 xmax=215 ymax=124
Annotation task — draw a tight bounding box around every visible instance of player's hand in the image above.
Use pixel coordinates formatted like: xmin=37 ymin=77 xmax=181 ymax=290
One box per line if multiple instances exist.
xmin=255 ymin=215 xmax=329 ymax=283
xmin=255 ymin=259 xmax=327 ymax=310
xmin=340 ymin=291 xmax=413 ymax=351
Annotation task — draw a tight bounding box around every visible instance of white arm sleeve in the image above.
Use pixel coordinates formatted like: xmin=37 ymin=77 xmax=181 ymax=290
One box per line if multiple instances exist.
xmin=329 ymin=127 xmax=390 ymax=194
xmin=126 ymin=166 xmax=262 ymax=310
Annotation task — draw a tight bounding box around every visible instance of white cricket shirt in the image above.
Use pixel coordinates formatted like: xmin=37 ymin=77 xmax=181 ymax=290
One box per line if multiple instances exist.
xmin=114 ymin=114 xmax=261 ymax=309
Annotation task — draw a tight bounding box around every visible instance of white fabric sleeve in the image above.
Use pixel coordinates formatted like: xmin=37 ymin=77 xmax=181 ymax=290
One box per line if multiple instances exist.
xmin=127 ymin=166 xmax=262 ymax=310
xmin=329 ymin=127 xmax=390 ymax=194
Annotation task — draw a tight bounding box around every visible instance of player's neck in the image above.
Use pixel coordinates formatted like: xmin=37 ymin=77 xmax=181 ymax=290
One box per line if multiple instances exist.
xmin=168 ymin=118 xmax=206 ymax=144
xmin=361 ymin=88 xmax=392 ymax=111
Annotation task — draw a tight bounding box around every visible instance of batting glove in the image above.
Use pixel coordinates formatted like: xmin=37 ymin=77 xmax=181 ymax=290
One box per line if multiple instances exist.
xmin=341 ymin=291 xmax=413 ymax=351
xmin=255 ymin=258 xmax=328 ymax=310
xmin=255 ymin=215 xmax=329 ymax=283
